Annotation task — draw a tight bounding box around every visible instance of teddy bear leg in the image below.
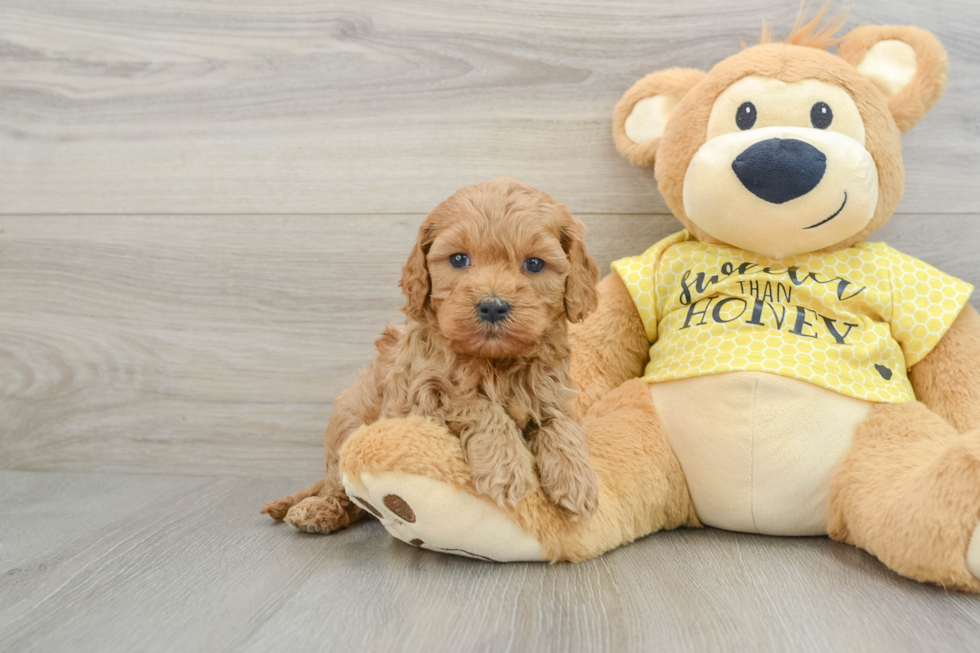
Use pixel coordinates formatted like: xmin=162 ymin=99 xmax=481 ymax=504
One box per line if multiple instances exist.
xmin=340 ymin=416 xmax=547 ymax=561
xmin=541 ymin=378 xmax=700 ymax=561
xmin=339 ymin=379 xmax=699 ymax=562
xmin=828 ymin=401 xmax=980 ymax=592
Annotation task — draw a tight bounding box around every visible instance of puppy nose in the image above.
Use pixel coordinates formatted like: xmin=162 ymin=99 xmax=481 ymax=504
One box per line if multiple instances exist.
xmin=476 ymin=298 xmax=511 ymax=324
xmin=732 ymin=138 xmax=826 ymax=204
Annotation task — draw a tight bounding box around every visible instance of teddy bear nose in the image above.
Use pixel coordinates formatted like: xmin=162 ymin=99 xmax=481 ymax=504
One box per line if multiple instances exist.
xmin=476 ymin=298 xmax=511 ymax=324
xmin=732 ymin=138 xmax=827 ymax=204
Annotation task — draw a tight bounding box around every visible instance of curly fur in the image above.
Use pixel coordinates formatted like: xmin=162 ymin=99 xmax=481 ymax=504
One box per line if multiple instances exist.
xmin=262 ymin=179 xmax=602 ymax=532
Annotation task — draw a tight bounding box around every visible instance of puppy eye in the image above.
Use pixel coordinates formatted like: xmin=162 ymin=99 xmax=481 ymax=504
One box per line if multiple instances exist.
xmin=523 ymin=258 xmax=545 ymax=274
xmin=449 ymin=253 xmax=470 ymax=269
xmin=810 ymin=102 xmax=833 ymax=129
xmin=736 ymin=102 xmax=757 ymax=130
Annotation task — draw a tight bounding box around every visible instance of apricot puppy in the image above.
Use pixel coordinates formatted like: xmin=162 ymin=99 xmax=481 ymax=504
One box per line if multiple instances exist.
xmin=262 ymin=178 xmax=601 ymax=533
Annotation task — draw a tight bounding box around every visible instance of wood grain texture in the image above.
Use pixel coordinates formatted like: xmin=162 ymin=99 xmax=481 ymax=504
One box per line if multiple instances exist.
xmin=2 ymin=0 xmax=979 ymax=647
xmin=0 ymin=471 xmax=978 ymax=653
xmin=2 ymin=0 xmax=979 ymax=215
xmin=2 ymin=213 xmax=976 ymax=477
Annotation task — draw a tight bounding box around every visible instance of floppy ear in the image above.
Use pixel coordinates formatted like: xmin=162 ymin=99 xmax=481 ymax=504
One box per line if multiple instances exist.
xmin=559 ymin=211 xmax=600 ymax=323
xmin=613 ymin=68 xmax=706 ymax=167
xmin=838 ymin=25 xmax=949 ymax=132
xmin=399 ymin=221 xmax=434 ymax=321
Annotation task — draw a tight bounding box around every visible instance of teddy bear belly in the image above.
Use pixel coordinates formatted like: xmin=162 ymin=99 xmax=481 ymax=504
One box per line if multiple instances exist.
xmin=648 ymin=371 xmax=872 ymax=536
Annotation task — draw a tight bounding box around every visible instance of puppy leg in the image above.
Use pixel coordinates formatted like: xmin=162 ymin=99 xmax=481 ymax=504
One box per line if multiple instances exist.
xmin=283 ymin=468 xmax=365 ymax=534
xmin=262 ymin=381 xmax=376 ymax=533
xmin=261 ymin=478 xmax=325 ymax=520
xmin=263 ymin=470 xmax=366 ymax=535
xmin=535 ymin=416 xmax=599 ymax=520
xmin=452 ymin=398 xmax=536 ymax=508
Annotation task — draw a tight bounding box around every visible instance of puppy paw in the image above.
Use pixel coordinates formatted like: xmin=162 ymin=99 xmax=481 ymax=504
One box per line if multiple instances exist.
xmin=283 ymin=496 xmax=352 ymax=534
xmin=261 ymin=496 xmax=297 ymax=521
xmin=537 ymin=448 xmax=599 ymax=521
xmin=469 ymin=448 xmax=536 ymax=508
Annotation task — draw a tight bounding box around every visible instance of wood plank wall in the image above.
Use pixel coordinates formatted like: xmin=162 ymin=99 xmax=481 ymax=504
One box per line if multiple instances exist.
xmin=2 ymin=0 xmax=978 ymax=477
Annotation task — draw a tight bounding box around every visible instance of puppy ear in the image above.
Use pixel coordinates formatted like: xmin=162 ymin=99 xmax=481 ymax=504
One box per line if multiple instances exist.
xmin=400 ymin=221 xmax=434 ymax=321
xmin=559 ymin=211 xmax=600 ymax=323
xmin=613 ymin=68 xmax=706 ymax=167
xmin=838 ymin=26 xmax=948 ymax=132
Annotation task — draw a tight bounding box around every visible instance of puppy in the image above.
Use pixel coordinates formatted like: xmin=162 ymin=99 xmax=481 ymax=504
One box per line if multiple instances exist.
xmin=262 ymin=178 xmax=601 ymax=534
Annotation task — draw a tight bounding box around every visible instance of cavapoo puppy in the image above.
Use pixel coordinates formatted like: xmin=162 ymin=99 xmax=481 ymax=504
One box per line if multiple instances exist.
xmin=262 ymin=178 xmax=601 ymax=534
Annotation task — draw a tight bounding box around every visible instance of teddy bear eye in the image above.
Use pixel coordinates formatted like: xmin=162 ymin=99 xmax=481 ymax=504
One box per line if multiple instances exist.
xmin=449 ymin=253 xmax=470 ymax=269
xmin=810 ymin=102 xmax=833 ymax=129
xmin=736 ymin=102 xmax=757 ymax=130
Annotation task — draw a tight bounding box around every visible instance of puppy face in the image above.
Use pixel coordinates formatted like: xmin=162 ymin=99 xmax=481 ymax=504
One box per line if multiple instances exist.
xmin=400 ymin=179 xmax=599 ymax=359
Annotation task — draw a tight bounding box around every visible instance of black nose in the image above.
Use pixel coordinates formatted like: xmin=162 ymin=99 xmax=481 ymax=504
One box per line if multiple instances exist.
xmin=732 ymin=138 xmax=827 ymax=204
xmin=476 ymin=298 xmax=511 ymax=324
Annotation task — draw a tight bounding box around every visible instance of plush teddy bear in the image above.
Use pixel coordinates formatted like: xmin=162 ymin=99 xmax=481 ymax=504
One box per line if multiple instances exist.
xmin=336 ymin=14 xmax=980 ymax=591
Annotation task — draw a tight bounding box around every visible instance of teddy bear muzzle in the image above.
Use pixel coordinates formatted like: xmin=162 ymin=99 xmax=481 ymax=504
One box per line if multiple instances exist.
xmin=682 ymin=126 xmax=879 ymax=258
xmin=731 ymin=137 xmax=827 ymax=204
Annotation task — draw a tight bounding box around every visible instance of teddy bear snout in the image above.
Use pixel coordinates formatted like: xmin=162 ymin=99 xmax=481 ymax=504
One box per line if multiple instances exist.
xmin=731 ymin=138 xmax=827 ymax=204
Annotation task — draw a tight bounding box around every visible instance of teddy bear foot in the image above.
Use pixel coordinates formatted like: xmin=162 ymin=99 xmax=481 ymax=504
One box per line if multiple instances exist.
xmin=343 ymin=471 xmax=546 ymax=562
xmin=968 ymin=522 xmax=980 ymax=581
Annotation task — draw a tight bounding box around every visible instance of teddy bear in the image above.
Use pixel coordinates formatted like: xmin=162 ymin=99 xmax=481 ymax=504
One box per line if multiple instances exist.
xmin=332 ymin=13 xmax=980 ymax=591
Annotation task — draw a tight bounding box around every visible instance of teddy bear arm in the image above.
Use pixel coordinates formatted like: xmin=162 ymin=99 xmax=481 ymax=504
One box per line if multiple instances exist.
xmin=909 ymin=304 xmax=980 ymax=432
xmin=569 ymin=273 xmax=649 ymax=417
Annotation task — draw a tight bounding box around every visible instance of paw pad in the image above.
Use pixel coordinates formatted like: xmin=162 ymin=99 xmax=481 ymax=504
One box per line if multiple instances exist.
xmin=350 ymin=495 xmax=383 ymax=519
xmin=383 ymin=494 xmax=416 ymax=522
xmin=343 ymin=471 xmax=545 ymax=562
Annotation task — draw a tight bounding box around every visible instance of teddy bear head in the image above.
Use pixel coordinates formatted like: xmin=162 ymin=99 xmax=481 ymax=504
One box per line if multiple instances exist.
xmin=613 ymin=13 xmax=948 ymax=258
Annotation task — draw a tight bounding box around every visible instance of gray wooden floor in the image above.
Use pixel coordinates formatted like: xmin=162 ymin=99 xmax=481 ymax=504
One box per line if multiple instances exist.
xmin=2 ymin=1 xmax=979 ymax=651
xmin=2 ymin=471 xmax=979 ymax=653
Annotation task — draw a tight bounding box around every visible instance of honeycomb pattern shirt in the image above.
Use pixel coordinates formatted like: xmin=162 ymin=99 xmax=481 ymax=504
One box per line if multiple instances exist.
xmin=612 ymin=230 xmax=973 ymax=403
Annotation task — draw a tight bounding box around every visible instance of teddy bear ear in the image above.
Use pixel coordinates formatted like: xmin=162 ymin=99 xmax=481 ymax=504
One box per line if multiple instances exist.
xmin=613 ymin=68 xmax=706 ymax=167
xmin=838 ymin=26 xmax=949 ymax=132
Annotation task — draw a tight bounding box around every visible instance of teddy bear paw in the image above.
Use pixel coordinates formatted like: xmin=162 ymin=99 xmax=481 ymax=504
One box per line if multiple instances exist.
xmin=343 ymin=471 xmax=546 ymax=562
xmin=968 ymin=521 xmax=980 ymax=581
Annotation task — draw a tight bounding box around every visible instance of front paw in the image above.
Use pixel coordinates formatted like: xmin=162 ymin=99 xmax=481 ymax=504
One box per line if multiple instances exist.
xmin=468 ymin=442 xmax=536 ymax=508
xmin=537 ymin=448 xmax=599 ymax=521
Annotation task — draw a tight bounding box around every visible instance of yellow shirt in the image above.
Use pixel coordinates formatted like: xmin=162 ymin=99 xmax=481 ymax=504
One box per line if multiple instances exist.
xmin=612 ymin=231 xmax=973 ymax=403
